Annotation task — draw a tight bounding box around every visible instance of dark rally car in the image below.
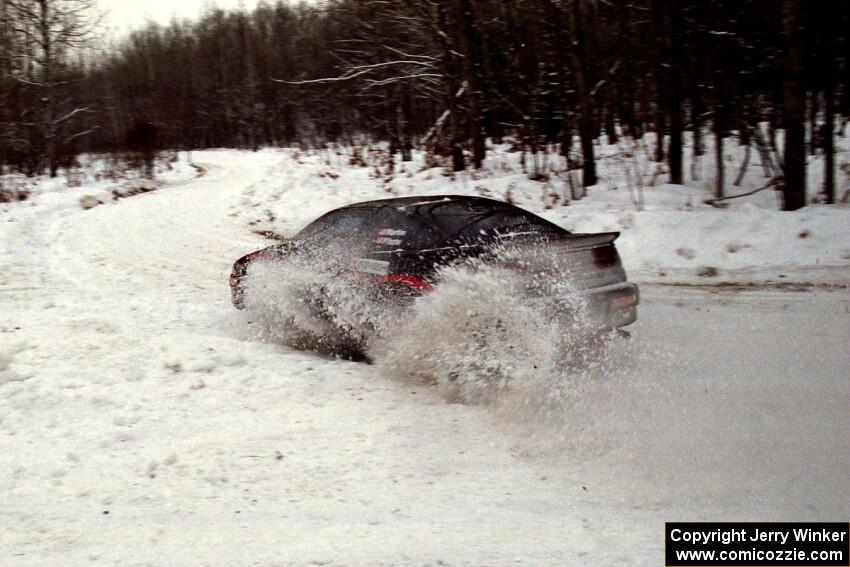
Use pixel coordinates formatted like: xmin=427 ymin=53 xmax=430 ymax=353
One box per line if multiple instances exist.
xmin=230 ymin=195 xmax=638 ymax=338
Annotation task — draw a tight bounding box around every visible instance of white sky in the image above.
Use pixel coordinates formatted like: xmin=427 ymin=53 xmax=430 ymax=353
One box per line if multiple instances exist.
xmin=97 ymin=0 xmax=292 ymax=33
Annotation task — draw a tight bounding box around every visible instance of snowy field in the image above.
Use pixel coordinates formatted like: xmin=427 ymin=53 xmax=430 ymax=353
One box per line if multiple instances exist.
xmin=1 ymin=144 xmax=848 ymax=566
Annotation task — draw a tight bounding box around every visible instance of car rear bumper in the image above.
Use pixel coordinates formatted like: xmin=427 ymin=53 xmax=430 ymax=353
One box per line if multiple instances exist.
xmin=230 ymin=268 xmax=246 ymax=309
xmin=585 ymin=281 xmax=639 ymax=328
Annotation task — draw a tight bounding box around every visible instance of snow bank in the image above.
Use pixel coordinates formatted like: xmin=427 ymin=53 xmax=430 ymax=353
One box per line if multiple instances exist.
xmin=0 ymin=152 xmax=198 ymax=216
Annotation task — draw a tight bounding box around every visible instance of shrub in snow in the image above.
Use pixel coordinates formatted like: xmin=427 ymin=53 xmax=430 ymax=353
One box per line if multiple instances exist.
xmin=675 ymin=247 xmax=696 ymax=260
xmin=79 ymin=195 xmax=103 ymax=210
xmin=0 ymin=187 xmax=29 ymax=203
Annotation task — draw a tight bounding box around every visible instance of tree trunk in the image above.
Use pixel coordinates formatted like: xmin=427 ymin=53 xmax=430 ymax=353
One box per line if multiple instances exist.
xmin=823 ymin=70 xmax=835 ymax=204
xmin=459 ymin=0 xmax=485 ymax=168
xmin=808 ymin=89 xmax=818 ymax=156
xmin=715 ymin=115 xmax=724 ymax=199
xmin=780 ymin=0 xmax=806 ymax=210
xmin=691 ymin=87 xmax=703 ymax=181
xmin=734 ymin=141 xmax=751 ymax=186
xmin=616 ymin=0 xmax=637 ymax=138
xmin=656 ymin=0 xmax=683 ymax=184
xmin=768 ymin=106 xmax=779 ymax=155
xmin=605 ymin=106 xmax=618 ymax=144
xmin=739 ymin=114 xmax=751 ymax=147
xmin=478 ymin=7 xmax=501 ymax=144
xmin=566 ymin=0 xmax=596 ymax=187
xmin=401 ymin=85 xmax=413 ymax=162
xmin=669 ymin=108 xmax=683 ymax=184
xmin=38 ymin=0 xmax=58 ymax=177
xmin=433 ymin=2 xmax=465 ymax=172
xmin=579 ymin=130 xmax=596 ymax=185
xmin=655 ymin=111 xmax=666 ymax=163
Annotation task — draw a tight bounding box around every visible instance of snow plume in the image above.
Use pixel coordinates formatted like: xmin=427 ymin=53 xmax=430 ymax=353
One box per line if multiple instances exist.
xmin=239 ymin=240 xmax=630 ymax=406
xmin=372 ymin=256 xmax=661 ymax=470
xmin=239 ymin=244 xmax=396 ymax=359
xmin=373 ymin=259 xmax=607 ymax=404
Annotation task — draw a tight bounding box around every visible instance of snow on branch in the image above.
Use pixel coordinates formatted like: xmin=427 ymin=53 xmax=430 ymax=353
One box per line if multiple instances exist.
xmin=704 ymin=178 xmax=781 ymax=207
xmin=52 ymin=107 xmax=94 ymax=125
xmin=272 ymin=60 xmax=436 ymax=86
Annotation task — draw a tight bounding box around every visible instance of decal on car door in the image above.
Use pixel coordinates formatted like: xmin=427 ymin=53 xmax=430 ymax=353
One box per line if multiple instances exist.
xmin=374 ymin=228 xmax=406 ymax=246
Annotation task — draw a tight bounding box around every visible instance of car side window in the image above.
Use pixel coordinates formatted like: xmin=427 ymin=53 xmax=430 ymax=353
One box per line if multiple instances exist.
xmin=297 ymin=210 xmax=371 ymax=239
xmin=296 ymin=207 xmax=440 ymax=252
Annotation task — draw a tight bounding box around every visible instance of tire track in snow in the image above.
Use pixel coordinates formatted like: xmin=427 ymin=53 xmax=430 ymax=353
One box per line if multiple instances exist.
xmin=46 ymin=156 xmax=268 ymax=312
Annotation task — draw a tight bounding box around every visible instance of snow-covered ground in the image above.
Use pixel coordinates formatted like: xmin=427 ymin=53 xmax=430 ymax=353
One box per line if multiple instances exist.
xmin=1 ymin=146 xmax=848 ymax=566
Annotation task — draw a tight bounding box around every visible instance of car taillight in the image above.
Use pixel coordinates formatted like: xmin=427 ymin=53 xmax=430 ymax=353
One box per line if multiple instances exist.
xmin=232 ymin=249 xmax=272 ymax=288
xmin=592 ymin=245 xmax=619 ymax=268
xmin=611 ymin=293 xmax=637 ymax=307
xmin=380 ymin=274 xmax=433 ymax=292
xmin=246 ymin=249 xmax=273 ymax=263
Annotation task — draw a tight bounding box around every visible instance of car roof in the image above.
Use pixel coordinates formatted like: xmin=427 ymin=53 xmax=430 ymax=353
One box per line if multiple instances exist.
xmin=339 ymin=194 xmax=516 ymax=212
xmin=296 ymin=194 xmax=569 ymax=252
xmin=334 ymin=194 xmax=567 ymax=242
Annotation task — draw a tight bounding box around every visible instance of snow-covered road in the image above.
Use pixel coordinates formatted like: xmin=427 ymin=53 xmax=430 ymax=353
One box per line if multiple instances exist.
xmin=1 ymin=151 xmax=847 ymax=566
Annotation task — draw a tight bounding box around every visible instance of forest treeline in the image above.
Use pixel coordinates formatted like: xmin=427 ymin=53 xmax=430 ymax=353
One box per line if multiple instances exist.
xmin=1 ymin=0 xmax=847 ymax=209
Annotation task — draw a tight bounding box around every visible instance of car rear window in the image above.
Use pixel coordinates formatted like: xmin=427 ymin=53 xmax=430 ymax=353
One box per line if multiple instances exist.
xmin=295 ymin=209 xmax=370 ymax=240
xmin=295 ymin=207 xmax=441 ymax=252
xmin=411 ymin=200 xmax=566 ymax=244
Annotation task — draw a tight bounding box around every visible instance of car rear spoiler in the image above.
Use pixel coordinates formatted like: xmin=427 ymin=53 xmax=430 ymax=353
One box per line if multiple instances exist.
xmin=552 ymin=231 xmax=620 ymax=251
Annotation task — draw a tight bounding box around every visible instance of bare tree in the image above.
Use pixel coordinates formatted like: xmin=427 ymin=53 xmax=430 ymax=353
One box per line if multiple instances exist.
xmin=780 ymin=0 xmax=805 ymax=210
xmin=564 ymin=0 xmax=597 ymax=187
xmin=4 ymin=0 xmax=99 ymax=176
